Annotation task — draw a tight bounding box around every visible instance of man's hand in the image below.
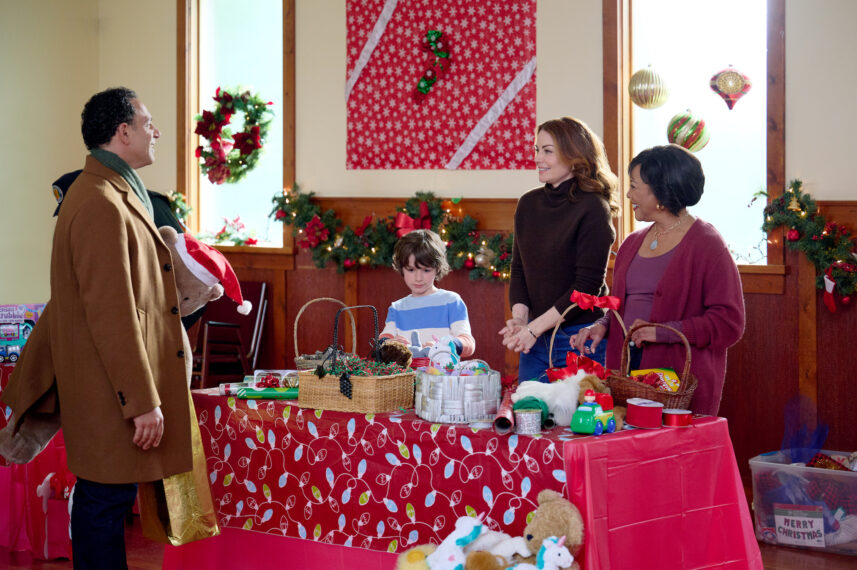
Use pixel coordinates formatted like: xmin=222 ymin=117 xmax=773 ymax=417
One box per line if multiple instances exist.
xmin=132 ymin=407 xmax=164 ymax=450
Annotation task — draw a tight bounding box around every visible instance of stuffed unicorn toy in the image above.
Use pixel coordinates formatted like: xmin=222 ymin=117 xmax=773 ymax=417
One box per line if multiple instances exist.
xmin=508 ymin=535 xmax=573 ymax=570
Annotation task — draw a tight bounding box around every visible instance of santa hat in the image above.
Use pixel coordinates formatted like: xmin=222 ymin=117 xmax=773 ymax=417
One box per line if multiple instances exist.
xmin=173 ymin=233 xmax=252 ymax=315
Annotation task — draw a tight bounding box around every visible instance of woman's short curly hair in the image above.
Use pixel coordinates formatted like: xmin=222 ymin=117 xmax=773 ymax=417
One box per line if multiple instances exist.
xmin=81 ymin=87 xmax=138 ymax=150
xmin=628 ymin=144 xmax=704 ymax=215
xmin=392 ymin=229 xmax=450 ymax=279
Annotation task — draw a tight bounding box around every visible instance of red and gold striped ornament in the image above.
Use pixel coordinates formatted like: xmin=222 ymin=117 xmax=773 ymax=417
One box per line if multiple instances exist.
xmin=710 ymin=66 xmax=751 ymax=110
xmin=667 ymin=110 xmax=710 ymax=153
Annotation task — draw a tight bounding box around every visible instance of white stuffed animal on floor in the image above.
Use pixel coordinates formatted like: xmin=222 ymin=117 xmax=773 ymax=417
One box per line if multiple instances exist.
xmin=509 ymin=536 xmax=573 ymax=570
xmin=426 ymin=515 xmax=483 ymax=569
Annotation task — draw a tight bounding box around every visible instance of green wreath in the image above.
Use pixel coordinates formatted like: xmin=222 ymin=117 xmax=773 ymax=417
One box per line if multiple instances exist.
xmin=194 ymin=87 xmax=274 ymax=185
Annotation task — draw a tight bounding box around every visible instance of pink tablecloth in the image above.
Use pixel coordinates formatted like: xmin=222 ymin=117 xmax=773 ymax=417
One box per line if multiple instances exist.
xmin=565 ymin=416 xmax=762 ymax=569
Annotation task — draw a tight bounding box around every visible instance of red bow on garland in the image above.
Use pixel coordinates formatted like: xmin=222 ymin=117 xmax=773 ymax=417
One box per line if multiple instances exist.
xmin=394 ymin=202 xmax=431 ymax=237
xmin=570 ymin=290 xmax=621 ymax=311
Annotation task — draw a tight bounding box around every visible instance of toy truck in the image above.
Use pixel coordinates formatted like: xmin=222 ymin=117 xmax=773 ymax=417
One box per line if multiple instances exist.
xmin=570 ymin=390 xmax=616 ymax=435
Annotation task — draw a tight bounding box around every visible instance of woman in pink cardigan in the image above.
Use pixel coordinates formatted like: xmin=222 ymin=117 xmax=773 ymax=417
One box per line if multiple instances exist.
xmin=570 ymin=145 xmax=745 ymax=415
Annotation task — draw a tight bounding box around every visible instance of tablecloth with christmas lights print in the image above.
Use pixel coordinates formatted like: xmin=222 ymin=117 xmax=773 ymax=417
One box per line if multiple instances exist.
xmin=192 ymin=389 xmax=568 ymax=553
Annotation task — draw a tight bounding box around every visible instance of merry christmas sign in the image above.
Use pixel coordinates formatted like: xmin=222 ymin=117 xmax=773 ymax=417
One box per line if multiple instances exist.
xmin=346 ymin=0 xmax=537 ymax=170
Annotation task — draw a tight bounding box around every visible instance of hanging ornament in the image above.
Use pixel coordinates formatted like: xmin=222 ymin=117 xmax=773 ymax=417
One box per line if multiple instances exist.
xmin=786 ymin=228 xmax=800 ymax=241
xmin=628 ymin=66 xmax=669 ymax=109
xmin=710 ymin=66 xmax=752 ymax=110
xmin=787 ymin=196 xmax=802 ymax=212
xmin=667 ymin=110 xmax=710 ymax=153
xmin=358 ymin=255 xmax=371 ymax=266
xmin=464 ymin=258 xmax=475 ymax=269
xmin=474 ymin=245 xmax=495 ymax=269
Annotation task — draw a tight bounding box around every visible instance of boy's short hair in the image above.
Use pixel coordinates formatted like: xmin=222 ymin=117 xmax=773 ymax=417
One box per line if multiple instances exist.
xmin=392 ymin=229 xmax=450 ymax=279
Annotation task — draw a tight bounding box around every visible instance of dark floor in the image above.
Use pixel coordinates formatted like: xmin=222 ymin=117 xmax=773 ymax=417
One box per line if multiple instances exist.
xmin=0 ymin=517 xmax=854 ymax=569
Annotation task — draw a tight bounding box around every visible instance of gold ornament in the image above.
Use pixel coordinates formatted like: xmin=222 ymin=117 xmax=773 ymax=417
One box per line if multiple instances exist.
xmin=474 ymin=254 xmax=488 ymax=268
xmin=787 ymin=196 xmax=801 ymax=212
xmin=628 ymin=66 xmax=669 ymax=109
xmin=358 ymin=255 xmax=371 ymax=266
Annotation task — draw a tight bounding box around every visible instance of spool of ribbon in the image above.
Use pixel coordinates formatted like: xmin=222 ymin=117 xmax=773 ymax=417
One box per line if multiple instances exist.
xmin=514 ymin=409 xmax=542 ymax=435
xmin=569 ymin=290 xmax=621 ymax=311
xmin=394 ymin=202 xmax=431 ymax=237
xmin=625 ymin=398 xmax=664 ymax=429
xmin=662 ymin=409 xmax=692 ymax=427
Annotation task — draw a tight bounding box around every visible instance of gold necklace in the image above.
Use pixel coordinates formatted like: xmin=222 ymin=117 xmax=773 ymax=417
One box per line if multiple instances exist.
xmin=649 ymin=214 xmax=686 ymax=250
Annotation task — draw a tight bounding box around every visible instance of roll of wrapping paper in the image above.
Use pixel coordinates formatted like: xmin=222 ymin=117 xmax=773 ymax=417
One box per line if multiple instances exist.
xmin=493 ymin=391 xmax=515 ymax=435
xmin=663 ymin=408 xmax=693 ymax=427
xmin=625 ymin=398 xmax=664 ymax=429
xmin=236 ymin=387 xmax=299 ymax=399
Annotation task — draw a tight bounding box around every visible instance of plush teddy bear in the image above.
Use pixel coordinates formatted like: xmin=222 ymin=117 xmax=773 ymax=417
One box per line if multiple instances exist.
xmin=519 ymin=490 xmax=584 ymax=570
xmin=378 ymin=338 xmax=413 ymax=368
xmin=0 ymin=227 xmax=232 ymax=464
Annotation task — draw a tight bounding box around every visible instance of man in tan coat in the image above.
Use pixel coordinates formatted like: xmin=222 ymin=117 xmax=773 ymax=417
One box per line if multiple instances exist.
xmin=7 ymin=87 xmax=192 ymax=569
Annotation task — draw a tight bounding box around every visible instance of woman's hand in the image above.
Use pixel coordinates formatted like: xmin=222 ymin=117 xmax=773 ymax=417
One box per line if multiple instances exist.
xmin=569 ymin=323 xmax=606 ymax=354
xmin=501 ymin=325 xmax=538 ymax=354
xmin=498 ymin=317 xmax=526 ymax=340
xmin=629 ymin=319 xmax=657 ymax=347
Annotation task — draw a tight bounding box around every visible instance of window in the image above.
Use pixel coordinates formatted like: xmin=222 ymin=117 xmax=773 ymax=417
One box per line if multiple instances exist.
xmin=631 ymin=0 xmax=767 ymax=263
xmin=603 ymin=0 xmax=786 ymax=285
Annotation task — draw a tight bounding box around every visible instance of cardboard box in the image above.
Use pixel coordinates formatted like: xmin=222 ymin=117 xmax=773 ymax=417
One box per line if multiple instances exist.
xmin=751 ymin=450 xmax=857 ymax=556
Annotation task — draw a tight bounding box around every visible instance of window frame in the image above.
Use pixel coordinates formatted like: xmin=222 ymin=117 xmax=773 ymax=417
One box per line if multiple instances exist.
xmin=602 ymin=0 xmax=786 ymax=293
xmin=176 ymin=0 xmax=296 ymax=253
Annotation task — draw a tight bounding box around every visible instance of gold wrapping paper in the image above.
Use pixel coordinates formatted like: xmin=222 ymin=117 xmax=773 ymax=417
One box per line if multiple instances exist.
xmin=138 ymin=394 xmax=220 ymax=546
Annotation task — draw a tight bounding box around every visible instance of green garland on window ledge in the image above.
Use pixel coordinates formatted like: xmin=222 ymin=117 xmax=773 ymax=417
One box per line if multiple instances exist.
xmin=269 ymin=185 xmax=514 ymax=281
xmin=759 ymin=179 xmax=857 ymax=300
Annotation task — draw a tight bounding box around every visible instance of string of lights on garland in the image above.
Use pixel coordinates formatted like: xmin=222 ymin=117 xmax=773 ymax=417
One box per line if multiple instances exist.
xmin=194 ymin=87 xmax=274 ymax=185
xmin=270 ymin=185 xmax=514 ymax=281
xmin=759 ymin=179 xmax=857 ymax=308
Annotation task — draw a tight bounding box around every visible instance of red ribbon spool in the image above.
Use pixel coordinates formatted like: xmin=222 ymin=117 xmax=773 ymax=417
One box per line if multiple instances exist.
xmin=662 ymin=409 xmax=692 ymax=427
xmin=625 ymin=398 xmax=663 ymax=429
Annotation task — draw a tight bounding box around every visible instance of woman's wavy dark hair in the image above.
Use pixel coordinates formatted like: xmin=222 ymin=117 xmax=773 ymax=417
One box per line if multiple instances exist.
xmin=628 ymin=144 xmax=704 ymax=215
xmin=81 ymin=87 xmax=137 ymax=150
xmin=537 ymin=117 xmax=619 ymax=214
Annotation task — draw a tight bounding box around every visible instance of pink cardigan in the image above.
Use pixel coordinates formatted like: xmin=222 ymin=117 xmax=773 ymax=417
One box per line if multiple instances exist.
xmin=605 ymin=219 xmax=745 ymax=415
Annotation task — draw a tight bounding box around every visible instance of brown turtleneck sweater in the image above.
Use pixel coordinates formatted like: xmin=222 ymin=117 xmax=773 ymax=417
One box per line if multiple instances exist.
xmin=509 ymin=179 xmax=616 ymax=327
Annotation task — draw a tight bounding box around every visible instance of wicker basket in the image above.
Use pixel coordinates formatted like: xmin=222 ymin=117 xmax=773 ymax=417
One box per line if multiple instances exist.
xmin=298 ymin=370 xmax=415 ymax=413
xmin=297 ymin=304 xmax=415 ymax=413
xmin=605 ymin=322 xmax=698 ymax=409
xmin=293 ymin=297 xmax=357 ymax=370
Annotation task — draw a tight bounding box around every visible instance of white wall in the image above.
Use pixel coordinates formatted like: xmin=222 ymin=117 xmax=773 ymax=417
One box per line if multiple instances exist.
xmin=296 ymin=0 xmax=604 ymax=198
xmin=785 ymin=0 xmax=857 ymax=199
xmin=1 ymin=0 xmax=855 ymax=302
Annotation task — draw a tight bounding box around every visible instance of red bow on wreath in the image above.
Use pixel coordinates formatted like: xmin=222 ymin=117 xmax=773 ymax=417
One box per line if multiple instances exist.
xmin=570 ymin=290 xmax=621 ymax=311
xmin=394 ymin=202 xmax=431 ymax=237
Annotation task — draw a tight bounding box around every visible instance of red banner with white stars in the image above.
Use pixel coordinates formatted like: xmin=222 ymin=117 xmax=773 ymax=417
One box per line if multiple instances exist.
xmin=346 ymin=0 xmax=537 ymax=170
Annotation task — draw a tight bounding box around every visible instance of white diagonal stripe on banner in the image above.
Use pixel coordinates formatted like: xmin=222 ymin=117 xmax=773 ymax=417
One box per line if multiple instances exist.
xmin=444 ymin=56 xmax=537 ymax=170
xmin=345 ymin=0 xmax=399 ymax=101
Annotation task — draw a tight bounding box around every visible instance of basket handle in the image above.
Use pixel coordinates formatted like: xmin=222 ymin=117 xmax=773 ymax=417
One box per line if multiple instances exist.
xmin=331 ymin=304 xmax=379 ymax=360
xmin=619 ymin=321 xmax=692 ymax=384
xmin=294 ymin=297 xmax=357 ymax=357
xmin=547 ymin=304 xmax=627 ymax=369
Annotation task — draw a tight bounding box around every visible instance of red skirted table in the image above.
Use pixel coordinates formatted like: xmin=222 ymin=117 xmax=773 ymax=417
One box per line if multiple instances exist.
xmin=164 ymin=391 xmax=761 ymax=569
xmin=0 ymin=363 xmax=73 ymax=561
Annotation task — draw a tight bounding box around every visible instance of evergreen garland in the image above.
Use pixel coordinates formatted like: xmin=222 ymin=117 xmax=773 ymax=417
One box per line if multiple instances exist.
xmin=270 ymin=185 xmax=513 ymax=281
xmin=760 ymin=179 xmax=857 ymax=298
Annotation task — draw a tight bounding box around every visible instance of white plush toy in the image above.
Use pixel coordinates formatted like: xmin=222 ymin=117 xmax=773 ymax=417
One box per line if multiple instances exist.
xmin=427 ymin=335 xmax=460 ymax=370
xmin=509 ymin=536 xmax=573 ymax=570
xmin=425 ymin=515 xmax=483 ymax=569
xmin=511 ymin=371 xmax=590 ymax=426
xmin=463 ymin=528 xmax=531 ymax=560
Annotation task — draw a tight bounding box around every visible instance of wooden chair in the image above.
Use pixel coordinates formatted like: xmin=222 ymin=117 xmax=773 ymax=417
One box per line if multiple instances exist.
xmin=191 ymin=281 xmax=267 ymax=389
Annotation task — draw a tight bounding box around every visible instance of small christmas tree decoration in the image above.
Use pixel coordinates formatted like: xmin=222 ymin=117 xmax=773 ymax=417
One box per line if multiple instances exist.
xmin=710 ymin=66 xmax=752 ymax=110
xmin=667 ymin=110 xmax=710 ymax=153
xmin=628 ymin=65 xmax=669 ymax=109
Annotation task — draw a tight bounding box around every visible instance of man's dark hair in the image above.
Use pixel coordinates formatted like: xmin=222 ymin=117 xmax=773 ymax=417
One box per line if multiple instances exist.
xmin=81 ymin=87 xmax=138 ymax=150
